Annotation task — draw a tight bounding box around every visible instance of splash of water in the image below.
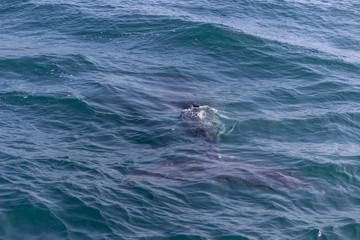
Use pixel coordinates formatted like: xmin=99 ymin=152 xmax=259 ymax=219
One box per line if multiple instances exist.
xmin=181 ymin=104 xmax=226 ymax=142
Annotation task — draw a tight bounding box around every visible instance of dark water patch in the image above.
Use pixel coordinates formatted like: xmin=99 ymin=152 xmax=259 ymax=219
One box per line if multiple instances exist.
xmin=297 ymin=80 xmax=352 ymax=95
xmin=1 ymin=203 xmax=67 ymax=240
xmin=0 ymin=54 xmax=99 ymax=80
xmin=0 ymin=92 xmax=95 ymax=122
xmin=0 ymin=183 xmax=67 ymax=239
xmin=71 ymin=15 xmax=193 ymax=41
xmin=0 ymin=1 xmax=32 ymax=19
xmin=1 ymin=2 xmax=81 ymax=32
xmin=299 ymin=55 xmax=360 ymax=76
xmin=56 ymin=193 xmax=112 ymax=234
xmin=262 ymin=87 xmax=301 ymax=105
xmin=336 ymin=223 xmax=360 ymax=240
xmin=0 ymin=91 xmax=124 ymax=127
xmin=0 ymin=91 xmax=128 ymax=158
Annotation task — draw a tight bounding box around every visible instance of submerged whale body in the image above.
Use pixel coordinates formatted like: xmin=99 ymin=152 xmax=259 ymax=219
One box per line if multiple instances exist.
xmin=124 ymin=154 xmax=319 ymax=191
xmin=125 ymin=104 xmax=321 ymax=192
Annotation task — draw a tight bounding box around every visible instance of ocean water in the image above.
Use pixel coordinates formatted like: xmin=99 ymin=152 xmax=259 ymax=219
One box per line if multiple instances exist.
xmin=1 ymin=0 xmax=360 ymax=239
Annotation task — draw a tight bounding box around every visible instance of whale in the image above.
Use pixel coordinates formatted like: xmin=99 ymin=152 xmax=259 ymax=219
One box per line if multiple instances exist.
xmin=124 ymin=154 xmax=319 ymax=191
xmin=124 ymin=104 xmax=321 ymax=192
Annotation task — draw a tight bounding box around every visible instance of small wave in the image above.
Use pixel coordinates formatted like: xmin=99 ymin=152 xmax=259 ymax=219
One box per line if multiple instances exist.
xmin=120 ymin=0 xmax=360 ymax=65
xmin=0 ymin=54 xmax=100 ymax=78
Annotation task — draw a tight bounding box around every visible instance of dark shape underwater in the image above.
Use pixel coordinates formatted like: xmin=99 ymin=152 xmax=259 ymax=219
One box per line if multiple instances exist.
xmin=124 ymin=105 xmax=321 ymax=192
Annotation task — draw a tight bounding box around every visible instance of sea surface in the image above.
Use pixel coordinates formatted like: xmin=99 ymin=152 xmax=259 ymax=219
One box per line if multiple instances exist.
xmin=1 ymin=0 xmax=360 ymax=239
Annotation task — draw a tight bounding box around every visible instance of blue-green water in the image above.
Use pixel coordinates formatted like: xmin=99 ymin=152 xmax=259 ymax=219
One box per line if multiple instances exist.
xmin=1 ymin=0 xmax=360 ymax=239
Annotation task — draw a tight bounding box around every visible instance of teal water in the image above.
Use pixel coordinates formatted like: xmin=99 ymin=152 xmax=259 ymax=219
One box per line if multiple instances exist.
xmin=1 ymin=0 xmax=360 ymax=239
